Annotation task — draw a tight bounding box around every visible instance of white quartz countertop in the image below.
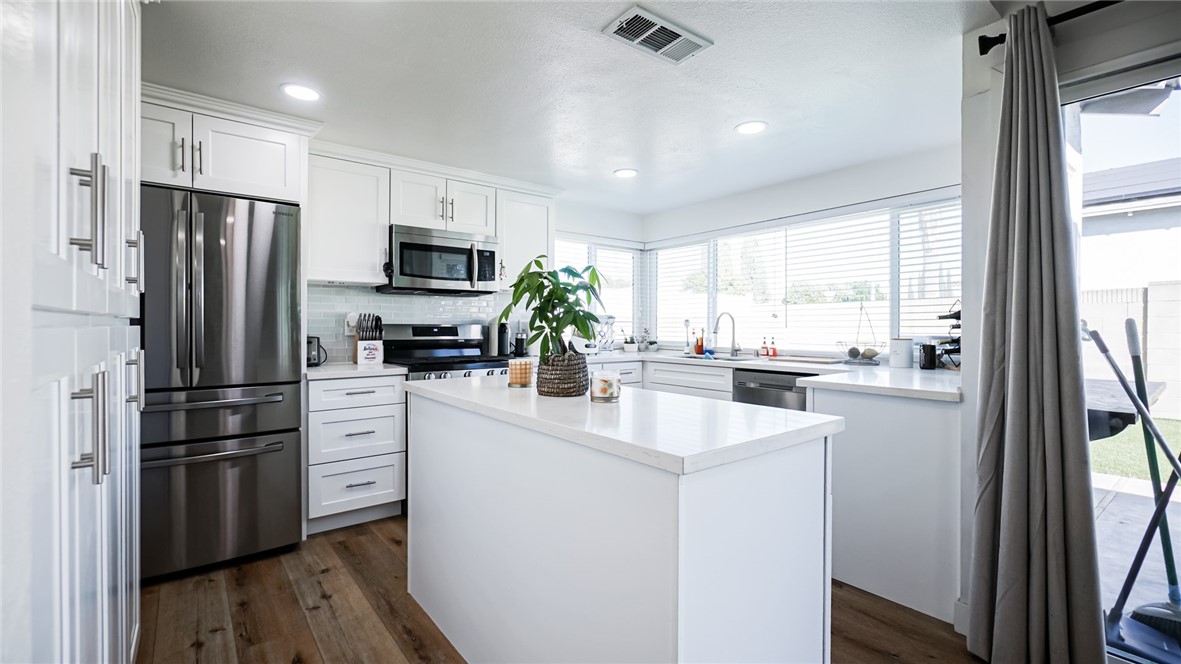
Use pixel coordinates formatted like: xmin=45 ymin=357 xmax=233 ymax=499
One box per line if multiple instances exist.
xmin=585 ymin=351 xmax=962 ymax=402
xmin=305 ymin=362 xmax=408 ymax=381
xmin=404 ymin=376 xmax=844 ymax=475
xmin=797 ymin=366 xmax=962 ymax=402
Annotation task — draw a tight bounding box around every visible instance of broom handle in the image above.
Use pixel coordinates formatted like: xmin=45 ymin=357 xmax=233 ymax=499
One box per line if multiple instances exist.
xmin=1126 ymin=319 xmax=1181 ymax=604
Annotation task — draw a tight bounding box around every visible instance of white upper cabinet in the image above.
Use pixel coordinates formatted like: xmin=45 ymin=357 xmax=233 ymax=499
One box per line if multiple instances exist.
xmin=446 ymin=180 xmax=496 ymax=236
xmin=192 ymin=114 xmax=301 ymax=202
xmin=139 ymin=104 xmax=190 ymax=188
xmin=141 ymin=104 xmax=302 ymax=202
xmin=307 ymin=156 xmax=391 ymax=285
xmin=390 ymin=169 xmax=446 ymax=231
xmin=497 ymin=190 xmax=554 ymax=289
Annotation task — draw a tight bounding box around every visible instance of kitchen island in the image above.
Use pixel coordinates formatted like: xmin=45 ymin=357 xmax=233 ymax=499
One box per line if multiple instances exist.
xmin=404 ymin=377 xmax=844 ymax=663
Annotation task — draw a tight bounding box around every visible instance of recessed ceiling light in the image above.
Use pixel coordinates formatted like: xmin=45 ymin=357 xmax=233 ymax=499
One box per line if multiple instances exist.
xmin=613 ymin=168 xmax=639 ymax=179
xmin=282 ymin=83 xmax=321 ymax=101
xmin=735 ymin=121 xmax=768 ymax=135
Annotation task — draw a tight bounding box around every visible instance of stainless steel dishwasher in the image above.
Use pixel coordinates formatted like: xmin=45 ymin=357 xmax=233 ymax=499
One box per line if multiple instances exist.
xmin=732 ymin=369 xmax=815 ymax=410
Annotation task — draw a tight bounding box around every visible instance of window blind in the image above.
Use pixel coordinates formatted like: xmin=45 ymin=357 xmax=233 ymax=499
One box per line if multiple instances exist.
xmin=898 ymin=202 xmax=962 ymax=339
xmin=782 ymin=212 xmax=892 ymax=352
xmin=595 ymin=247 xmax=636 ymax=337
xmin=554 ymin=238 xmax=589 ymax=274
xmin=715 ymin=230 xmax=786 ymax=349
xmin=654 ymin=243 xmax=710 ymax=345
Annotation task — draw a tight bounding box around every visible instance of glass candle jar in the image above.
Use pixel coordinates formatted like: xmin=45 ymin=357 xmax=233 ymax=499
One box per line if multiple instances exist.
xmin=590 ymin=369 xmax=621 ymax=403
xmin=507 ymin=358 xmax=535 ymax=387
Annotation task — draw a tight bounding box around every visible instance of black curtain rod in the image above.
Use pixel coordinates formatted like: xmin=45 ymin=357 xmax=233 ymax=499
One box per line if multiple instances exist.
xmin=978 ymin=0 xmax=1123 ymax=56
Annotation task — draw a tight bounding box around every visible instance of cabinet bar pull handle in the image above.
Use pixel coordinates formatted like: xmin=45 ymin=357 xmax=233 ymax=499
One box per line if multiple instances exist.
xmin=70 ymin=369 xmax=106 ymax=485
xmin=345 ymin=430 xmax=376 ymax=437
xmin=345 ymin=480 xmax=377 ymax=488
xmin=68 ymin=153 xmax=104 ymax=267
xmin=196 ymin=140 xmax=204 ymax=175
xmin=439 ymin=196 xmax=446 ymax=220
xmin=448 ymin=198 xmax=454 ymax=221
xmin=125 ymin=230 xmax=145 ymax=292
xmin=179 ymin=137 xmax=186 ymax=172
xmin=344 ymin=390 xmax=376 ymax=396
xmin=126 ymin=349 xmax=146 ymax=411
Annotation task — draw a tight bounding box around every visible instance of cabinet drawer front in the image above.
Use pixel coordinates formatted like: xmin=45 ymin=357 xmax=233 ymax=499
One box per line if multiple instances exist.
xmin=613 ymin=362 xmax=643 ymax=384
xmin=308 ymin=453 xmax=405 ymax=519
xmin=643 ymin=382 xmax=733 ymax=401
xmin=643 ymin=362 xmax=732 ymax=393
xmin=308 ymin=375 xmax=405 ymax=411
xmin=309 ymin=405 xmax=405 ymax=465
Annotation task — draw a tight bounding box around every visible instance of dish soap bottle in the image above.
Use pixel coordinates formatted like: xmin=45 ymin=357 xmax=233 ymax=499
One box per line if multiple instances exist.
xmin=761 ymin=337 xmax=769 ymax=357
xmin=770 ymin=337 xmax=779 ymax=357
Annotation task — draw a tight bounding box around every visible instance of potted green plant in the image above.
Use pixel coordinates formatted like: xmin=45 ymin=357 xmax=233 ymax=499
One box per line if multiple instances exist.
xmin=500 ymin=256 xmax=602 ymax=397
xmin=622 ymin=335 xmax=638 ymax=352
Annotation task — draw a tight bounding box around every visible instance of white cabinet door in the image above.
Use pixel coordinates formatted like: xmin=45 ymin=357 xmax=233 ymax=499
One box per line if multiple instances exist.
xmin=446 ymin=179 xmax=496 ymax=236
xmin=390 ymin=169 xmax=447 ymax=231
xmin=191 ymin=114 xmax=301 ymax=202
xmin=123 ymin=336 xmax=142 ymax=662
xmin=307 ymin=156 xmax=391 ymax=285
xmin=140 ymin=103 xmax=190 ymax=188
xmin=116 ymin=1 xmax=143 ymax=319
xmin=496 ymin=190 xmax=553 ymax=289
xmin=98 ymin=0 xmax=129 ymax=321
xmin=24 ymin=1 xmax=74 ymax=314
xmin=59 ymin=0 xmax=109 ymax=316
xmin=66 ymin=326 xmax=111 ymax=663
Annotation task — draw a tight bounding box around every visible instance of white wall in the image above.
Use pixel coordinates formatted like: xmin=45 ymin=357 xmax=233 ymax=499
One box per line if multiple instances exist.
xmin=556 ymin=200 xmax=644 ymax=244
xmin=641 ymin=145 xmax=961 ymax=243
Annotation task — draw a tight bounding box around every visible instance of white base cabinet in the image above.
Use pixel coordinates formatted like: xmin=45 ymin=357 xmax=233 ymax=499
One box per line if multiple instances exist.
xmin=642 ymin=361 xmax=733 ymax=401
xmin=306 ymin=374 xmax=408 ymax=528
xmin=809 ymin=387 xmax=961 ymax=622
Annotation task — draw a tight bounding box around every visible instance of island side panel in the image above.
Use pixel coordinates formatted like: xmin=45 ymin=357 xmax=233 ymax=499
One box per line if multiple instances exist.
xmin=407 ymin=394 xmax=681 ymax=663
xmin=810 ymin=388 xmax=961 ymax=622
xmin=676 ymin=437 xmax=829 ymax=664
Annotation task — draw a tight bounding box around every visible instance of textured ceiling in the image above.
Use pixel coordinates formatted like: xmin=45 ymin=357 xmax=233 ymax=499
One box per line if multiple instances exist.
xmin=142 ymin=2 xmax=999 ymax=214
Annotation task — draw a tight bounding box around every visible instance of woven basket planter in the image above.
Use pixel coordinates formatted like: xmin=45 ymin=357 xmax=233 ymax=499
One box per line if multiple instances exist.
xmin=536 ymin=352 xmax=589 ymax=397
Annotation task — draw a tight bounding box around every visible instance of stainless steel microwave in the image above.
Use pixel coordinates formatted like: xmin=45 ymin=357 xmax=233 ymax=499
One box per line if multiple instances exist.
xmin=377 ymin=225 xmax=500 ymax=295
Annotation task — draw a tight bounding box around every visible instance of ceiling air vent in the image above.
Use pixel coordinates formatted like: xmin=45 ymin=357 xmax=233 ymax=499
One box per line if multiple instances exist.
xmin=603 ymin=6 xmax=713 ymax=65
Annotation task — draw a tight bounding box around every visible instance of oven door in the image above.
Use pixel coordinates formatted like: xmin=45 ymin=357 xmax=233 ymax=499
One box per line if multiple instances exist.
xmin=388 ymin=225 xmax=498 ymax=293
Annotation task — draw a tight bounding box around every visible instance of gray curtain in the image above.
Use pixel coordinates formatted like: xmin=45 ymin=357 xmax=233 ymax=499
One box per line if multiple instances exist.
xmin=968 ymin=5 xmax=1105 ymax=662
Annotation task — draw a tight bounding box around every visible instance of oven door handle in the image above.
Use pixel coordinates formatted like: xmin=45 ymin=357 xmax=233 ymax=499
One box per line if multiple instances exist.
xmin=141 ymin=441 xmax=284 ymax=469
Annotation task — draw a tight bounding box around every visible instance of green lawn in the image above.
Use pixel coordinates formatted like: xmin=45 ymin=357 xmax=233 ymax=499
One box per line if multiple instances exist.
xmin=1091 ymin=418 xmax=1181 ymax=480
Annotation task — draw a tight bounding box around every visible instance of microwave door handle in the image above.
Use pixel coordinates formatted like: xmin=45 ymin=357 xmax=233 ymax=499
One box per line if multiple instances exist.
xmin=470 ymin=243 xmax=478 ymax=289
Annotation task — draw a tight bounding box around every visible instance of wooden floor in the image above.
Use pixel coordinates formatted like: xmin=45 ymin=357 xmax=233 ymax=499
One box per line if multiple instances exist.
xmin=137 ymin=516 xmax=977 ymax=664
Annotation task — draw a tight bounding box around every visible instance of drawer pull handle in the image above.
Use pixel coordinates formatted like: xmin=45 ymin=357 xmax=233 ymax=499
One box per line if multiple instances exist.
xmin=346 ymin=480 xmax=377 ymax=488
xmin=345 ymin=390 xmax=376 ymax=396
xmin=344 ymin=430 xmax=376 ymax=437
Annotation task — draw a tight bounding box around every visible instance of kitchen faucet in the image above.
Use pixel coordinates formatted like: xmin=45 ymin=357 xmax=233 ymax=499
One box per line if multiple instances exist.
xmin=713 ymin=312 xmax=741 ymax=358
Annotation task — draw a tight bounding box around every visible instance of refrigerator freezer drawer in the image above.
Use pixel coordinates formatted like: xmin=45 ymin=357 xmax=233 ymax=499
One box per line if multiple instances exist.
xmin=140 ymin=431 xmax=302 ymax=578
xmin=141 ymin=382 xmax=301 ymax=446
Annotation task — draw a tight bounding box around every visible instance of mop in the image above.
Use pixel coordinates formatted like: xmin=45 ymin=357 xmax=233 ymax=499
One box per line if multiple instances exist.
xmin=1085 ymin=322 xmax=1181 ymax=660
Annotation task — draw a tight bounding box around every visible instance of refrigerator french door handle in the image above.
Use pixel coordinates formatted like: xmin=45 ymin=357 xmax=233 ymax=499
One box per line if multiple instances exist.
xmin=140 ymin=441 xmax=284 ymax=469
xmin=140 ymin=392 xmax=284 ymax=413
xmin=192 ymin=212 xmax=205 ymax=382
xmin=173 ymin=208 xmax=189 ymax=384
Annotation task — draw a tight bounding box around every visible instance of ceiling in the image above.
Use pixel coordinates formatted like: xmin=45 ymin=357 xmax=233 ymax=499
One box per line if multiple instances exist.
xmin=142 ymin=2 xmax=999 ymax=215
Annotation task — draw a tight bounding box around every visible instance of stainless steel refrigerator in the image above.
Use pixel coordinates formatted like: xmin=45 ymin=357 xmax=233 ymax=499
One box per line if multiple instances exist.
xmin=139 ymin=186 xmax=302 ymax=578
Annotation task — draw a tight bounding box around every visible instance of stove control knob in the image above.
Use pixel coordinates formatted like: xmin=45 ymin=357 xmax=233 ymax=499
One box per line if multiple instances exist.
xmin=423 ymin=373 xmax=435 ymax=380
xmin=499 ymin=368 xmax=509 ymax=376
xmin=486 ymin=369 xmax=496 ymax=376
xmin=440 ymin=372 xmax=452 ymax=379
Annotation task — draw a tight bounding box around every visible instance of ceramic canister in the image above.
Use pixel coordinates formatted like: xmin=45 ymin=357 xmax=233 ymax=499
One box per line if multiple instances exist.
xmin=889 ymin=338 xmax=913 ymax=368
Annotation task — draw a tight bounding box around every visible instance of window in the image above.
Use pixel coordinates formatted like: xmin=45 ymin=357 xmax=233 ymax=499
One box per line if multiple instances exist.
xmin=653 ymin=243 xmax=709 ymax=345
xmin=650 ymin=198 xmax=962 ymax=352
xmin=553 ymin=237 xmax=641 ymax=338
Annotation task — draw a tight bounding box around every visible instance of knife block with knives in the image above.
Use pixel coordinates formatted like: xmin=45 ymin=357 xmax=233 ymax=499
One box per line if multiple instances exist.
xmin=348 ymin=312 xmax=384 ymax=365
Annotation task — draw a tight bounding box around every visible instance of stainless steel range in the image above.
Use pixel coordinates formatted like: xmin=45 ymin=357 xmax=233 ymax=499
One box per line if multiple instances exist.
xmin=384 ymin=324 xmax=511 ymax=380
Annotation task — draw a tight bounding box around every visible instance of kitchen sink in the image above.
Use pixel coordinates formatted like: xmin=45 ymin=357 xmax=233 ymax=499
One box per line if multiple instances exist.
xmin=683 ymin=354 xmax=760 ymax=362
